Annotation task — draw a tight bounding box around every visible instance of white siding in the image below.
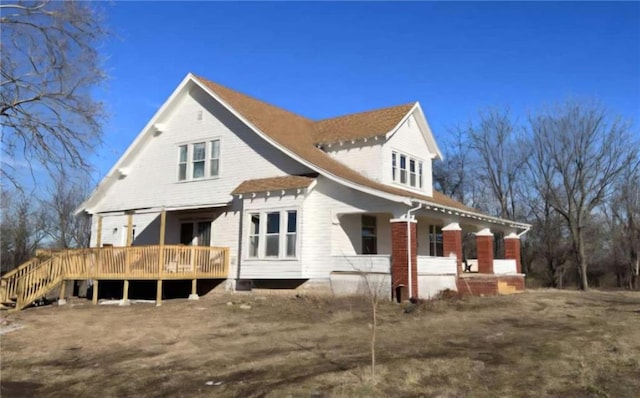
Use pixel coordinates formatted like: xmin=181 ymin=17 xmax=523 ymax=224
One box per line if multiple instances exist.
xmin=383 ymin=112 xmax=434 ymax=196
xmin=493 ymin=259 xmax=518 ymax=274
xmin=91 ymin=87 xmax=311 ymax=213
xmin=90 ymin=213 xmax=157 ymax=247
xmin=301 ymin=176 xmax=406 ymax=279
xmin=329 ymin=272 xmax=391 ymax=299
xmin=332 ymin=255 xmax=391 ymax=273
xmin=325 ymin=141 xmax=384 ymax=182
xmin=417 ymin=256 xmax=457 ymax=275
xmin=417 ymin=256 xmax=457 ymax=299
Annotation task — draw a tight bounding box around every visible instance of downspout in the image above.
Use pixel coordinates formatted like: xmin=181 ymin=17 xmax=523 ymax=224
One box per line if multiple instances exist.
xmin=406 ymin=202 xmax=422 ymax=299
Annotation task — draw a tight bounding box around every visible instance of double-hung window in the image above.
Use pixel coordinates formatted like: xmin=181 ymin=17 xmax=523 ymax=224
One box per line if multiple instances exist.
xmin=362 ymin=215 xmax=377 ymax=255
xmin=247 ymin=210 xmax=298 ymax=259
xmin=178 ymin=145 xmax=188 ymax=181
xmin=392 ymin=150 xmax=424 ymax=189
xmin=192 ymin=142 xmax=206 ymax=179
xmin=177 ymin=139 xmax=221 ymax=181
xmin=265 ymin=212 xmax=280 ymax=257
xmin=429 ymin=225 xmax=444 ymax=256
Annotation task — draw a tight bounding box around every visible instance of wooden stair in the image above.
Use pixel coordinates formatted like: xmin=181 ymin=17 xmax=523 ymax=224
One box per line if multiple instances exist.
xmin=1 ymin=256 xmax=64 ymax=311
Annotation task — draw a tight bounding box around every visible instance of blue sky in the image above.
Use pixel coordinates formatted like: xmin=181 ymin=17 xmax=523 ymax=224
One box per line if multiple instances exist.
xmin=93 ymin=1 xmax=639 ymax=183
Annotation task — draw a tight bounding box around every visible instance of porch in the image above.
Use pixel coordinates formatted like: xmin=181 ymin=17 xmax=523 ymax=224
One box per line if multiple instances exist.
xmin=0 ymin=245 xmax=229 ymax=311
xmin=332 ymin=210 xmax=524 ymax=300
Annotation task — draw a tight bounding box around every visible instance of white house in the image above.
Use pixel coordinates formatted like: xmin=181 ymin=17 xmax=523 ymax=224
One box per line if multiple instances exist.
xmin=76 ymin=73 xmax=530 ymax=301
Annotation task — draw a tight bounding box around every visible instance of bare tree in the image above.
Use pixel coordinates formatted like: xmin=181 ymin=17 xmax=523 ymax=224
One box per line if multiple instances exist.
xmin=467 ymin=107 xmax=530 ymax=220
xmin=45 ymin=169 xmax=92 ymax=248
xmin=608 ymin=164 xmax=640 ymax=289
xmin=525 ymin=197 xmax=572 ymax=287
xmin=0 ymin=0 xmax=107 ymax=190
xmin=357 ymin=270 xmax=387 ymax=382
xmin=433 ymin=127 xmax=470 ymax=204
xmin=528 ymin=100 xmax=639 ymax=290
xmin=0 ymin=190 xmax=49 ymax=273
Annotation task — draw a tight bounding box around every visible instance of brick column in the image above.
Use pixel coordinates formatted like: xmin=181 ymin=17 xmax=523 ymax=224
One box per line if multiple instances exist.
xmin=390 ymin=219 xmax=417 ymax=301
xmin=476 ymin=228 xmax=494 ymax=274
xmin=442 ymin=222 xmax=463 ymax=275
xmin=504 ymin=232 xmax=522 ymax=273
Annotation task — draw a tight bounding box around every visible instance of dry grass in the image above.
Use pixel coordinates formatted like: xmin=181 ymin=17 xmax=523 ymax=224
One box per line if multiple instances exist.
xmin=1 ymin=289 xmax=639 ymax=397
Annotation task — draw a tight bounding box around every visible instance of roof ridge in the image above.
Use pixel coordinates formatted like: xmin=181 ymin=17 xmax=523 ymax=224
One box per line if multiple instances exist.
xmin=193 ymin=74 xmax=314 ymax=123
xmin=314 ymin=102 xmax=416 ymax=123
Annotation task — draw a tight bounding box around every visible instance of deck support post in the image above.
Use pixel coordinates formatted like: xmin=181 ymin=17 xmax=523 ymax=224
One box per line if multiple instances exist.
xmin=57 ymin=279 xmax=67 ymax=306
xmin=156 ymin=279 xmax=163 ymax=306
xmin=92 ymin=280 xmax=99 ymax=305
xmin=158 ymin=208 xmax=166 ymax=279
xmin=120 ymin=280 xmax=131 ymax=306
xmin=188 ymin=279 xmax=199 ymax=300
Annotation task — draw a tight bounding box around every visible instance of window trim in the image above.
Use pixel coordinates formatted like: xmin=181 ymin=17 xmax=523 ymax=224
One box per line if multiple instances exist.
xmin=176 ymin=138 xmax=222 ymax=182
xmin=391 ymin=150 xmax=425 ymax=190
xmin=245 ymin=209 xmax=299 ymax=260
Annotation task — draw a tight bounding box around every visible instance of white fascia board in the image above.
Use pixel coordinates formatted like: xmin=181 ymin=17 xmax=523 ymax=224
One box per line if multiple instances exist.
xmin=413 ymin=102 xmax=443 ymax=160
xmin=384 ymin=102 xmax=417 ymax=141
xmin=190 ymin=77 xmax=413 ymax=207
xmin=383 ymin=102 xmax=442 ymax=161
xmin=75 ymin=74 xmax=197 ymax=215
xmin=410 ymin=197 xmax=532 ymax=231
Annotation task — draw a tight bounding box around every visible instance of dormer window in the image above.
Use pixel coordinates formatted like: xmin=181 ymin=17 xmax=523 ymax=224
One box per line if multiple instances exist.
xmin=392 ymin=150 xmax=423 ymax=189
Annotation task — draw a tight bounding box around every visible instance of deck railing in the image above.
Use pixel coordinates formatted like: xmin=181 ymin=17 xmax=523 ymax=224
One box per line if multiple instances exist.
xmin=1 ymin=245 xmax=229 ymax=306
xmin=58 ymin=245 xmax=229 ymax=280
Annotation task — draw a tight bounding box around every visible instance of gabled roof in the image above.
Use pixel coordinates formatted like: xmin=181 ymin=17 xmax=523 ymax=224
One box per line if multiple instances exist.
xmin=314 ymin=103 xmax=415 ymax=144
xmin=195 ymin=76 xmax=499 ymax=219
xmin=232 ymin=176 xmax=316 ymax=195
xmin=79 ymin=73 xmax=528 ymax=230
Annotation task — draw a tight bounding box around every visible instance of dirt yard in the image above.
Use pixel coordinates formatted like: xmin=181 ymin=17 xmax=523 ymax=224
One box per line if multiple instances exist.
xmin=1 ymin=289 xmax=639 ymax=397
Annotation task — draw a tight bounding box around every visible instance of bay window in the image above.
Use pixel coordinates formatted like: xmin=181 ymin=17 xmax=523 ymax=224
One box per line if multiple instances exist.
xmin=247 ymin=210 xmax=298 ymax=259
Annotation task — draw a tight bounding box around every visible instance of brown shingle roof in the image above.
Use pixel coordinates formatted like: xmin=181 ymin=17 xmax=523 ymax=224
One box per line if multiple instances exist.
xmin=232 ymin=176 xmax=316 ymax=195
xmin=314 ymin=103 xmax=415 ymax=144
xmin=194 ymin=75 xmax=481 ymax=215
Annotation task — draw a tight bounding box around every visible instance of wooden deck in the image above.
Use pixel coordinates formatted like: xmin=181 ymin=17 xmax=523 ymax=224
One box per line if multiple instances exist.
xmin=1 ymin=245 xmax=230 ymax=310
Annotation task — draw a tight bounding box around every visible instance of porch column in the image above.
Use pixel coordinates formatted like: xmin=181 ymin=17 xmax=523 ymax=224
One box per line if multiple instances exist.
xmin=390 ymin=218 xmax=418 ymax=301
xmin=442 ymin=222 xmax=463 ymax=276
xmin=126 ymin=212 xmax=134 ymax=246
xmin=476 ymin=228 xmax=494 ymax=274
xmin=96 ymin=215 xmax=103 ymax=247
xmin=504 ymin=233 xmax=522 ymax=273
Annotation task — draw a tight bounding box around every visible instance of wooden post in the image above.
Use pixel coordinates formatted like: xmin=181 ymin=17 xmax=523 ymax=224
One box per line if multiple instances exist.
xmin=158 ymin=209 xmax=166 ymax=278
xmin=156 ymin=279 xmax=163 ymax=306
xmin=159 ymin=209 xmax=166 ymax=246
xmin=58 ymin=279 xmax=67 ymax=306
xmin=92 ymin=280 xmax=99 ymax=305
xmin=96 ymin=215 xmax=103 ymax=247
xmin=121 ymin=280 xmax=130 ymax=306
xmin=155 ymin=209 xmax=167 ymax=307
xmin=126 ymin=212 xmax=133 ymax=246
xmin=188 ymin=279 xmax=199 ymax=300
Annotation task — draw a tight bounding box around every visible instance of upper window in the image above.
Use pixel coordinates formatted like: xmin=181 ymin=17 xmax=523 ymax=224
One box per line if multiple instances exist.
xmin=392 ymin=150 xmax=424 ymax=189
xmin=178 ymin=140 xmax=221 ymax=181
xmin=247 ymin=210 xmax=298 ymax=259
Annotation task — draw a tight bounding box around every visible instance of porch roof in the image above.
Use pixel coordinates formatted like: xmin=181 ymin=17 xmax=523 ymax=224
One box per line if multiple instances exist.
xmin=231 ymin=175 xmax=316 ymax=195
